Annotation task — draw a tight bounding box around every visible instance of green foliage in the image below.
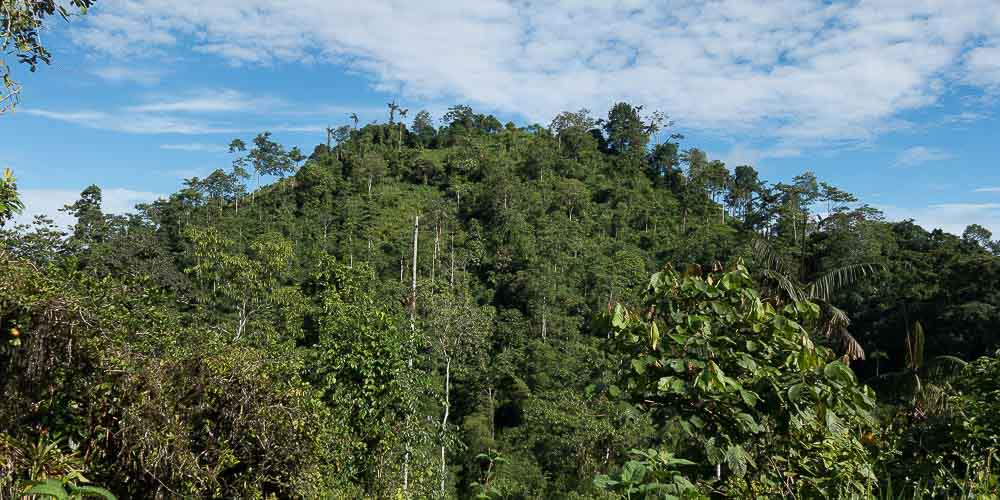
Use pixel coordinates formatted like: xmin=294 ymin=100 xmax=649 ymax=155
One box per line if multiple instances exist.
xmin=1 ymin=0 xmax=94 ymax=112
xmin=22 ymin=477 xmax=116 ymax=500
xmin=1 ymin=167 xmax=23 ymax=225
xmin=2 ymin=100 xmax=999 ymax=498
xmin=603 ymin=263 xmax=878 ymax=497
xmin=594 ymin=449 xmax=703 ymax=499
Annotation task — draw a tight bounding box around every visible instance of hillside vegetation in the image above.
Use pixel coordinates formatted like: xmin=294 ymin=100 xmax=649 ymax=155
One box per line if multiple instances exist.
xmin=2 ymin=104 xmax=999 ymax=498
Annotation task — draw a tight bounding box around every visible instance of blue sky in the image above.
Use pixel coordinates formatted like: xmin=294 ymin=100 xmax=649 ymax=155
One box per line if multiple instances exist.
xmin=3 ymin=0 xmax=999 ymax=235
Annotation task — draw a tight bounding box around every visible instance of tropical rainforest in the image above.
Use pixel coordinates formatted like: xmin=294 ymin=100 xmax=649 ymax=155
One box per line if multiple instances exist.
xmin=3 ymin=5 xmax=1000 ymax=498
xmin=2 ymin=100 xmax=1000 ymax=499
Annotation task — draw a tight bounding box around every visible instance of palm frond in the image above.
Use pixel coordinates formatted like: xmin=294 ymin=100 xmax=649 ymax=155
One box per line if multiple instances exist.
xmin=808 ymin=262 xmax=884 ymax=301
xmin=924 ymin=355 xmax=968 ymax=380
xmin=749 ymin=236 xmax=794 ymax=275
xmin=821 ymin=303 xmax=865 ymax=361
xmin=762 ymin=269 xmax=804 ymax=303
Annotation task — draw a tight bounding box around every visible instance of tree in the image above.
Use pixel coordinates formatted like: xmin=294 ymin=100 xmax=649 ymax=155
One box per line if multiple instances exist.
xmin=963 ymin=223 xmax=994 ymax=251
xmin=423 ymin=290 xmax=492 ymax=497
xmin=61 ymin=185 xmax=105 ymax=246
xmin=387 ymin=99 xmax=399 ymax=125
xmin=184 ymin=227 xmax=302 ymax=341
xmin=250 ymin=132 xmax=294 ymax=179
xmin=603 ymin=102 xmax=649 ymax=156
xmin=728 ymin=165 xmax=762 ymax=225
xmin=289 ymin=146 xmax=306 ymax=168
xmin=1 ymin=0 xmax=94 ymax=113
xmin=550 ymin=108 xmax=597 ymax=157
xmin=396 ymin=108 xmax=409 ymax=151
xmin=0 ymin=167 xmax=24 ymax=226
xmin=602 ymin=263 xmax=878 ymax=497
xmin=412 ymin=110 xmax=436 ymax=148
xmin=751 ymin=237 xmax=882 ymax=361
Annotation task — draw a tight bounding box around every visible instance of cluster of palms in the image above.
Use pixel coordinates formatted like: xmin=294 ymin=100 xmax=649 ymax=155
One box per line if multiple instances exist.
xmin=752 ymin=238 xmax=968 ymax=412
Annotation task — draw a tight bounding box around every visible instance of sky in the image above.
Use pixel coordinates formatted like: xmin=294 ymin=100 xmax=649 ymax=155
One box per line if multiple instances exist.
xmin=3 ymin=0 xmax=1000 ymax=235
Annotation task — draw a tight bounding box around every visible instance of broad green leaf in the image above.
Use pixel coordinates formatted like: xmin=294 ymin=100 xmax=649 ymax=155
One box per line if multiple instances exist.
xmin=22 ymin=480 xmax=69 ymax=500
xmin=788 ymin=383 xmax=805 ymax=402
xmin=823 ymin=360 xmax=855 ymax=386
xmin=632 ymin=358 xmax=647 ymax=375
xmin=68 ymin=485 xmax=118 ymax=500
xmin=735 ymin=412 xmax=759 ymax=433
xmin=650 ymin=320 xmax=660 ymax=349
xmin=612 ymin=304 xmax=627 ymax=328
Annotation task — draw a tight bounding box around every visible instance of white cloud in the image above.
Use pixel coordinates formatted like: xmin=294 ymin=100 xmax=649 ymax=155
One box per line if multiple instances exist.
xmin=22 ymin=108 xmax=240 ymax=134
xmin=66 ymin=0 xmax=1000 ymax=148
xmin=13 ymin=187 xmax=163 ymax=229
xmin=92 ymin=65 xmax=164 ymax=85
xmin=942 ymin=111 xmax=986 ymax=125
xmin=893 ymin=146 xmax=952 ymax=167
xmin=717 ymin=143 xmax=803 ymax=169
xmin=965 ymin=45 xmax=1000 ymax=89
xmin=127 ymin=89 xmax=274 ymax=113
xmin=879 ymin=202 xmax=1000 ymax=236
xmin=975 ymin=187 xmax=1000 ymax=193
xmin=160 ymin=143 xmax=227 ymax=152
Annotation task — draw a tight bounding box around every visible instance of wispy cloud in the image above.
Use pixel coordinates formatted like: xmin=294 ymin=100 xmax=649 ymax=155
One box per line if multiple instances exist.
xmin=22 ymin=108 xmax=240 ymax=135
xmin=717 ymin=143 xmax=803 ymax=169
xmin=942 ymin=111 xmax=985 ymax=125
xmin=92 ymin=65 xmax=164 ymax=85
xmin=893 ymin=146 xmax=952 ymax=168
xmin=160 ymin=143 xmax=228 ymax=152
xmin=127 ymin=89 xmax=275 ymax=113
xmin=975 ymin=187 xmax=1000 ymax=193
xmin=69 ymin=0 xmax=1000 ymax=149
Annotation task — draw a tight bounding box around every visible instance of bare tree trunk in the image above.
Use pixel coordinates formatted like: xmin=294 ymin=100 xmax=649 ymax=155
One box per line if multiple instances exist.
xmin=440 ymin=356 xmax=451 ymax=499
xmin=541 ymin=296 xmax=547 ymax=340
xmin=404 ymin=215 xmax=419 ymax=498
xmin=432 ymin=222 xmax=440 ymax=289
xmin=449 ymin=232 xmax=455 ymax=289
xmin=411 ymin=215 xmax=419 ymax=323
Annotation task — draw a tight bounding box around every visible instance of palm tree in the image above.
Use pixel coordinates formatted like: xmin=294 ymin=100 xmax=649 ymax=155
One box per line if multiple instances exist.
xmin=867 ymin=321 xmax=967 ymax=414
xmin=398 ymin=108 xmax=409 ymax=151
xmin=387 ymin=99 xmax=399 ymax=125
xmin=349 ymin=113 xmax=359 ymax=130
xmin=751 ymin=237 xmax=883 ymax=361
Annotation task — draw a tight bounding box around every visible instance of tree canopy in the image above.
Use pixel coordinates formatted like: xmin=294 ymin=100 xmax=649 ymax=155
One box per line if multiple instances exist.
xmin=2 ymin=101 xmax=999 ymax=498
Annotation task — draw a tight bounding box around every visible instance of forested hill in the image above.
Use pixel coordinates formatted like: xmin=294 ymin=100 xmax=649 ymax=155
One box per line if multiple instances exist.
xmin=2 ymin=103 xmax=1000 ymax=498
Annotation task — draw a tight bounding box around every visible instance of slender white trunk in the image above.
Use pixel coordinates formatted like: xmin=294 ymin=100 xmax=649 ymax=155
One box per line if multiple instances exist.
xmin=432 ymin=222 xmax=440 ymax=288
xmin=404 ymin=215 xmax=419 ymax=498
xmin=440 ymin=357 xmax=451 ymax=498
xmin=541 ymin=296 xmax=547 ymax=340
